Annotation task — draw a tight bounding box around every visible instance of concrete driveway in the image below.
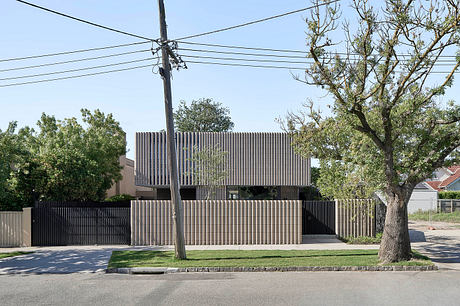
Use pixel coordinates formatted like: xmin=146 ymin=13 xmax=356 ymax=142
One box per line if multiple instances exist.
xmin=411 ymin=220 xmax=460 ymax=270
xmin=0 ymin=247 xmax=117 ymax=274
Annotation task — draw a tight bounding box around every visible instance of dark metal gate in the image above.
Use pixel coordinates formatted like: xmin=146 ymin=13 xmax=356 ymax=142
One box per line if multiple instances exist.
xmin=302 ymin=201 xmax=335 ymax=234
xmin=32 ymin=201 xmax=130 ymax=246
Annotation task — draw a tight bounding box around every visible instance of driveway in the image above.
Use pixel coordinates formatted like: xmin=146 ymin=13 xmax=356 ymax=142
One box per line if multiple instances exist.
xmin=0 ymin=247 xmax=117 ymax=274
xmin=410 ymin=220 xmax=460 ymax=270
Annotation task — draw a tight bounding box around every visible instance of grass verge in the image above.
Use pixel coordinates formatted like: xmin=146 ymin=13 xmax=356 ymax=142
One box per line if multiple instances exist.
xmin=108 ymin=249 xmax=432 ymax=269
xmin=0 ymin=252 xmax=32 ymax=260
xmin=340 ymin=233 xmax=382 ymax=245
xmin=408 ymin=210 xmax=460 ymax=223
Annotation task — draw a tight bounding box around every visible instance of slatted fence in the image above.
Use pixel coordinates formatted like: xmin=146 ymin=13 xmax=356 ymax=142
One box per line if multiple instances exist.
xmin=131 ymin=200 xmax=302 ymax=245
xmin=0 ymin=212 xmax=23 ymax=247
xmin=32 ymin=202 xmax=130 ymax=246
xmin=335 ymin=199 xmax=376 ymax=238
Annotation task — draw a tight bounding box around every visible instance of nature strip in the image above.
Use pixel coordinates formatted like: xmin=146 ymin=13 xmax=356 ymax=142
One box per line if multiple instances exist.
xmin=106 ymin=265 xmax=438 ymax=274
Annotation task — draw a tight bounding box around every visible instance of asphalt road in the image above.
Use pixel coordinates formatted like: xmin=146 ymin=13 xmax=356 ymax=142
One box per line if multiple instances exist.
xmin=1 ymin=271 xmax=459 ymax=306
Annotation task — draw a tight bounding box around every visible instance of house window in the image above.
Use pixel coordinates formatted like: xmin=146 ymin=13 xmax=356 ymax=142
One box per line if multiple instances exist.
xmin=227 ymin=186 xmax=278 ymax=200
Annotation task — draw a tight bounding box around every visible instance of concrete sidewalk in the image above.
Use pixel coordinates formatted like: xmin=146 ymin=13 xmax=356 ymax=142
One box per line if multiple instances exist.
xmin=0 ymin=235 xmax=380 ymax=254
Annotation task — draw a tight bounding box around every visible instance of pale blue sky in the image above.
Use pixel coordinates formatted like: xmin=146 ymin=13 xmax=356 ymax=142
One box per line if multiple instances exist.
xmin=0 ymin=0 xmax=329 ymax=161
xmin=0 ymin=0 xmax=458 ymax=164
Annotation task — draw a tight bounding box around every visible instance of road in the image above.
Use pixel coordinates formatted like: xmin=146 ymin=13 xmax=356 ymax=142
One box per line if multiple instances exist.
xmin=1 ymin=271 xmax=459 ymax=306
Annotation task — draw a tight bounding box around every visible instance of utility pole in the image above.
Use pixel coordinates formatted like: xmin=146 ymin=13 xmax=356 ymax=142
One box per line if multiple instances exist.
xmin=157 ymin=0 xmax=186 ymax=259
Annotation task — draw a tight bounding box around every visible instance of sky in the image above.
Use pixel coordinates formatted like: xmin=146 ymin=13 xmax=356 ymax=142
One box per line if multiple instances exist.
xmin=1 ymin=0 xmax=458 ymax=164
xmin=0 ymin=0 xmax=331 ymax=162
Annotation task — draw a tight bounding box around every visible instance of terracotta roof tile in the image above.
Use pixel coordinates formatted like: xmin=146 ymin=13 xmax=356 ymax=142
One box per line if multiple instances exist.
xmin=439 ymin=170 xmax=460 ymax=188
xmin=426 ymin=181 xmax=442 ymax=191
xmin=447 ymin=165 xmax=460 ymax=173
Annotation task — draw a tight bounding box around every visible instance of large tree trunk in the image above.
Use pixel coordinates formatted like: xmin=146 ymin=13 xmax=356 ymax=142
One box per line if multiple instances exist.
xmin=378 ymin=191 xmax=412 ymax=263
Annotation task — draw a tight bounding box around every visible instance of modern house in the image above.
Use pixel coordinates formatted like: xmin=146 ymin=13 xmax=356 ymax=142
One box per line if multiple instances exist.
xmin=135 ymin=132 xmax=311 ymax=200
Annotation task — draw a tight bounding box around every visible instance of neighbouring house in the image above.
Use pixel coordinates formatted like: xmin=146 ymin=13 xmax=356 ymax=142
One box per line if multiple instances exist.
xmin=425 ymin=165 xmax=460 ymax=191
xmin=406 ymin=182 xmax=438 ymax=214
xmin=106 ymin=155 xmax=136 ymax=198
xmin=134 ymin=132 xmax=311 ymax=200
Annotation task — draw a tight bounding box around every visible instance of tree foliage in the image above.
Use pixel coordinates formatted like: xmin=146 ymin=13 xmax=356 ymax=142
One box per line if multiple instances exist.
xmin=0 ymin=109 xmax=125 ymax=210
xmin=174 ymin=98 xmax=234 ymax=132
xmin=285 ymin=0 xmax=460 ymax=262
xmin=188 ymin=144 xmax=228 ymax=200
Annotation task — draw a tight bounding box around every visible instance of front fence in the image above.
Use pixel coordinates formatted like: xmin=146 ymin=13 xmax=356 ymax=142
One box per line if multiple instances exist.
xmin=33 ymin=201 xmax=130 ymax=246
xmin=131 ymin=200 xmax=302 ymax=245
xmin=0 ymin=211 xmax=23 ymax=247
xmin=438 ymin=199 xmax=460 ymax=213
xmin=335 ymin=199 xmax=375 ymax=238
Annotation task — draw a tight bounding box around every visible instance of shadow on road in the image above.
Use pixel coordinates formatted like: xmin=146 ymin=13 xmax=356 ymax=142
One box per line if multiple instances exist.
xmin=0 ymin=248 xmax=115 ymax=274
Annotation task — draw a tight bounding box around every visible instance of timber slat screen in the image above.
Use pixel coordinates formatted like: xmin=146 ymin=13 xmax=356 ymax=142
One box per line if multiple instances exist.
xmin=335 ymin=199 xmax=376 ymax=238
xmin=32 ymin=201 xmax=130 ymax=246
xmin=131 ymin=200 xmax=302 ymax=245
xmin=302 ymin=201 xmax=336 ymax=235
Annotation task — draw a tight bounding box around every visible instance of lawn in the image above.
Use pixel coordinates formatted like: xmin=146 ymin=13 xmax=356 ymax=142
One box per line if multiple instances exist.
xmin=108 ymin=249 xmax=432 ymax=269
xmin=0 ymin=252 xmax=32 ymax=260
xmin=408 ymin=211 xmax=460 ymax=223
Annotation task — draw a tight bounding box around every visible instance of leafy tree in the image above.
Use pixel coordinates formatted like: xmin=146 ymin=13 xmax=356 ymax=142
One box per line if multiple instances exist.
xmin=310 ymin=166 xmax=320 ymax=186
xmin=0 ymin=109 xmax=126 ymax=208
xmin=26 ymin=109 xmax=126 ymax=202
xmin=0 ymin=122 xmax=28 ymax=210
xmin=174 ymin=98 xmax=234 ymax=132
xmin=286 ymin=0 xmax=460 ymax=263
xmin=188 ymin=144 xmax=228 ymax=200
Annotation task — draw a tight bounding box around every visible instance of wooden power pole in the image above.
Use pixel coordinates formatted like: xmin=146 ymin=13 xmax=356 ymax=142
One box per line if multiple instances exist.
xmin=157 ymin=0 xmax=186 ymax=259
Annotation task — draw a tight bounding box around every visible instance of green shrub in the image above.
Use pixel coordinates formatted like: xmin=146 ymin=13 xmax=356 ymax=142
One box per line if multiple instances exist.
xmin=105 ymin=194 xmax=135 ymax=202
xmin=439 ymin=191 xmax=460 ymax=199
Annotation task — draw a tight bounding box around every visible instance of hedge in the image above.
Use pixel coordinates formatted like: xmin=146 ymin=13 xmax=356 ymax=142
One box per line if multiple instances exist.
xmin=438 ymin=191 xmax=460 ymax=199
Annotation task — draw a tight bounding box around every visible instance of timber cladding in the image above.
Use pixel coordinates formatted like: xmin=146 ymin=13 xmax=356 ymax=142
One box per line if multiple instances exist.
xmin=131 ymin=200 xmax=302 ymax=245
xmin=0 ymin=211 xmax=23 ymax=247
xmin=135 ymin=132 xmax=310 ymax=187
xmin=335 ymin=199 xmax=376 ymax=238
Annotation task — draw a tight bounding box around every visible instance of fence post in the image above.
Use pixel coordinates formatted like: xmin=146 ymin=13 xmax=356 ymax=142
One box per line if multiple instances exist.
xmin=451 ymin=199 xmax=454 ymax=213
xmin=22 ymin=207 xmax=32 ymax=247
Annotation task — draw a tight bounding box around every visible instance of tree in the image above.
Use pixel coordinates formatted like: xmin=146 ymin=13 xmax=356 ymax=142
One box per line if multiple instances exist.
xmin=26 ymin=109 xmax=126 ymax=202
xmin=188 ymin=144 xmax=228 ymax=199
xmin=0 ymin=109 xmax=126 ymax=208
xmin=286 ymin=0 xmax=460 ymax=263
xmin=310 ymin=166 xmax=320 ymax=186
xmin=0 ymin=122 xmax=28 ymax=210
xmin=174 ymin=98 xmax=234 ymax=132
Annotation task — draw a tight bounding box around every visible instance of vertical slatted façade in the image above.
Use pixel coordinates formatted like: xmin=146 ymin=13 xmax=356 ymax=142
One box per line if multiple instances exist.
xmin=131 ymin=200 xmax=302 ymax=245
xmin=335 ymin=199 xmax=376 ymax=238
xmin=0 ymin=212 xmax=23 ymax=247
xmin=32 ymin=202 xmax=131 ymax=246
xmin=135 ymin=132 xmax=310 ymax=187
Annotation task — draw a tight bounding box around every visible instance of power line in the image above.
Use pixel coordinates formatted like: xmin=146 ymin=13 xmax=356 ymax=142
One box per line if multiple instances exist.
xmin=178 ymin=48 xmax=460 ymax=64
xmin=181 ymin=54 xmax=311 ymax=65
xmin=177 ymin=40 xmax=460 ymax=59
xmin=0 ymin=41 xmax=150 ymax=63
xmin=186 ymin=60 xmax=306 ymax=70
xmin=0 ymin=58 xmax=155 ymax=81
xmin=185 ymin=59 xmax=460 ymax=73
xmin=17 ymin=0 xmax=156 ymax=42
xmin=173 ymin=0 xmax=339 ymax=41
xmin=0 ymin=49 xmax=150 ymax=72
xmin=0 ymin=64 xmax=154 ymax=88
xmin=178 ymin=47 xmax=308 ymax=59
